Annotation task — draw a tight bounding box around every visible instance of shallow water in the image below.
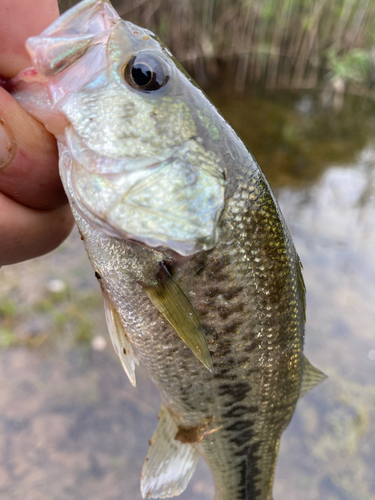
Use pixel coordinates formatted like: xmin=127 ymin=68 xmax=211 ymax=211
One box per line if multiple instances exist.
xmin=1 ymin=86 xmax=374 ymax=500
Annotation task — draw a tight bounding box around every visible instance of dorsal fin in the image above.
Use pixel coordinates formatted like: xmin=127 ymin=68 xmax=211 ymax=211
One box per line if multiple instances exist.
xmin=300 ymin=356 xmax=327 ymax=398
xmin=102 ymin=291 xmax=137 ymax=387
xmin=143 ymin=262 xmax=213 ymax=372
xmin=141 ymin=405 xmax=200 ymax=499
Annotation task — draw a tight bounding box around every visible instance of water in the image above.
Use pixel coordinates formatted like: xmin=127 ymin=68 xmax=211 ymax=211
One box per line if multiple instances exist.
xmin=0 ymin=86 xmax=374 ymax=500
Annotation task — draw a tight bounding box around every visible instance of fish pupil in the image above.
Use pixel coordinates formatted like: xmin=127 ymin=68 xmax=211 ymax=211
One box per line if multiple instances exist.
xmin=123 ymin=53 xmax=169 ymax=92
xmin=132 ymin=63 xmax=152 ymax=87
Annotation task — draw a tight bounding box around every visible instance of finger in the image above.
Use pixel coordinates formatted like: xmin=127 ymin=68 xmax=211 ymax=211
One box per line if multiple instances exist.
xmin=0 ymin=87 xmax=67 ymax=210
xmin=0 ymin=0 xmax=59 ymax=79
xmin=0 ymin=192 xmax=74 ymax=266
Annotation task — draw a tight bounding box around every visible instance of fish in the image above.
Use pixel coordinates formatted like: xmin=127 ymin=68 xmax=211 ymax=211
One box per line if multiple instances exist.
xmin=10 ymin=0 xmax=327 ymax=498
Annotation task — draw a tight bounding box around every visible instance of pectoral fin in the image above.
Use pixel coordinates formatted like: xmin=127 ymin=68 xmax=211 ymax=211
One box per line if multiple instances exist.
xmin=143 ymin=263 xmax=213 ymax=372
xmin=141 ymin=405 xmax=200 ymax=499
xmin=300 ymin=356 xmax=327 ymax=398
xmin=102 ymin=291 xmax=137 ymax=387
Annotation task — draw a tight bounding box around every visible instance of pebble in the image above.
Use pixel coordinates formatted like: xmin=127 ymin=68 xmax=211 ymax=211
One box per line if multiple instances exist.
xmin=47 ymin=279 xmax=66 ymax=293
xmin=91 ymin=336 xmax=107 ymax=351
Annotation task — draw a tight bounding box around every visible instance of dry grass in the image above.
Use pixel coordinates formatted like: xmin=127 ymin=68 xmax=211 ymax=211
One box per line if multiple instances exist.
xmin=59 ymin=0 xmax=375 ymax=91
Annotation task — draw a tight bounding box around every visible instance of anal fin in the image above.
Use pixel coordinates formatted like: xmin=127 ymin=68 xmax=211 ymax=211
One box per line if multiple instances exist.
xmin=141 ymin=405 xmax=200 ymax=499
xmin=102 ymin=291 xmax=137 ymax=387
xmin=300 ymin=355 xmax=327 ymax=398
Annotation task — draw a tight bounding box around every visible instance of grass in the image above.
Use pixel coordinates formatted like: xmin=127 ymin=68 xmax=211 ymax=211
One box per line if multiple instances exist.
xmin=0 ymin=286 xmax=103 ymax=351
xmin=57 ymin=0 xmax=375 ymax=94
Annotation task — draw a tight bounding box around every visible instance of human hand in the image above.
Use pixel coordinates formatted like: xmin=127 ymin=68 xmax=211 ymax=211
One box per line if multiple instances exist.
xmin=0 ymin=0 xmax=74 ymax=266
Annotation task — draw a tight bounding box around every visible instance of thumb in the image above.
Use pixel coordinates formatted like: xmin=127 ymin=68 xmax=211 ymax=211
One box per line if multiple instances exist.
xmin=0 ymin=86 xmax=67 ymax=210
xmin=0 ymin=88 xmax=74 ymax=266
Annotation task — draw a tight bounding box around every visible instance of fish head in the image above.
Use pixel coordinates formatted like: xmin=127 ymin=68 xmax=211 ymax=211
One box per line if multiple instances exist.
xmin=12 ymin=0 xmax=225 ymax=256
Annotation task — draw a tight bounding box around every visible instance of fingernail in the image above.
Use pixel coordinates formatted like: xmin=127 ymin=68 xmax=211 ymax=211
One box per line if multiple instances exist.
xmin=0 ymin=118 xmax=15 ymax=170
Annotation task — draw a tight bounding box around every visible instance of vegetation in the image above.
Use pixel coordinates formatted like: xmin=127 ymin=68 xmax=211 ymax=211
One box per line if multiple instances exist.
xmin=59 ymin=0 xmax=375 ymax=93
xmin=0 ymin=284 xmax=102 ymax=351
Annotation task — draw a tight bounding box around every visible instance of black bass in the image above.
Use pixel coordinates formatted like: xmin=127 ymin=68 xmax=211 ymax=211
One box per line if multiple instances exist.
xmin=11 ymin=1 xmax=326 ymax=498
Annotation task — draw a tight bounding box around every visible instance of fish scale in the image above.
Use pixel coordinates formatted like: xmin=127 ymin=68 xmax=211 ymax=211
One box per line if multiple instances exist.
xmin=10 ymin=0 xmax=326 ymax=498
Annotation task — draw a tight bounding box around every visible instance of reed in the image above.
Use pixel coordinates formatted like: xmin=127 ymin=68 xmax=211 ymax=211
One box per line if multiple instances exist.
xmin=59 ymin=0 xmax=375 ymax=91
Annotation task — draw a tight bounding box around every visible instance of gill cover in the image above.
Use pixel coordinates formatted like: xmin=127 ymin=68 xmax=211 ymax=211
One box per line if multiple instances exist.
xmin=13 ymin=0 xmax=225 ymax=257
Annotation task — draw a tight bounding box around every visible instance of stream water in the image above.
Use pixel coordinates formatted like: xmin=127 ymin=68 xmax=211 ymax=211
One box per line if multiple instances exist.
xmin=0 ymin=85 xmax=374 ymax=500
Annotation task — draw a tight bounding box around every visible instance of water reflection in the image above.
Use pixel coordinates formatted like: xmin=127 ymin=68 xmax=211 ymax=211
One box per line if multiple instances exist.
xmin=275 ymin=158 xmax=375 ymax=500
xmin=0 ymin=88 xmax=374 ymax=500
xmin=208 ymin=85 xmax=375 ymax=189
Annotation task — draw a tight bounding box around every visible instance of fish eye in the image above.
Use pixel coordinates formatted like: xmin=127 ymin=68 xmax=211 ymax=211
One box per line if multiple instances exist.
xmin=123 ymin=52 xmax=169 ymax=92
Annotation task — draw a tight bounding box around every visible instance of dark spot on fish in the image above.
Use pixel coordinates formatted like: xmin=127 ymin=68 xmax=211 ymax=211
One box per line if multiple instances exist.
xmin=221 ymin=319 xmax=244 ymax=333
xmin=222 ymin=286 xmax=244 ymax=301
xmin=204 ymin=286 xmax=225 ymax=298
xmin=80 ymin=235 xmax=85 ymax=241
xmin=247 ymin=405 xmax=258 ymax=413
xmin=230 ymin=427 xmax=255 ymax=449
xmin=210 ymin=255 xmax=231 ymax=274
xmin=193 ymin=252 xmax=208 ymax=276
xmin=123 ymin=347 xmax=127 ymax=355
xmin=215 ymin=365 xmax=232 ymax=377
xmin=243 ymin=338 xmax=260 ymax=353
xmin=233 ymin=356 xmax=250 ymax=366
xmin=245 ymin=441 xmax=263 ymax=498
xmin=222 ymin=404 xmax=249 ymax=419
xmin=95 ymin=272 xmax=101 ymax=280
xmin=225 ymin=420 xmax=254 ymax=433
xmin=235 ymin=444 xmax=262 ymax=500
xmin=218 ymin=381 xmax=251 ymax=402
xmin=213 ymin=273 xmax=230 ymax=283
xmin=203 ymin=325 xmax=218 ymax=343
xmin=212 ymin=344 xmax=232 ymax=358
xmin=216 ymin=370 xmax=238 ymax=381
xmin=246 ymin=365 xmax=262 ymax=374
xmin=148 ymin=439 xmax=152 ymax=446
xmin=236 ymin=458 xmax=249 ymax=497
xmin=218 ymin=302 xmax=245 ymax=320
xmin=168 ymin=346 xmax=179 ymax=354
xmin=198 ymin=309 xmax=209 ymax=317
